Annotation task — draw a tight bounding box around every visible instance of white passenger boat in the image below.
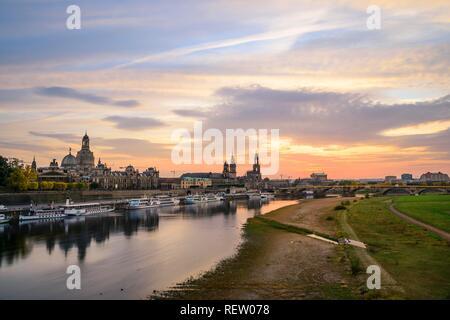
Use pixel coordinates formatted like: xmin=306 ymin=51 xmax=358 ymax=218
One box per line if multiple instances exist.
xmin=63 ymin=199 xmax=115 ymax=216
xmin=19 ymin=205 xmax=66 ymax=221
xmin=247 ymin=192 xmax=261 ymax=200
xmin=260 ymin=193 xmax=275 ymax=201
xmin=125 ymin=198 xmax=160 ymax=210
xmin=0 ymin=214 xmax=11 ymax=224
xmin=155 ymin=195 xmax=180 ymax=207
xmin=185 ymin=194 xmax=223 ymax=204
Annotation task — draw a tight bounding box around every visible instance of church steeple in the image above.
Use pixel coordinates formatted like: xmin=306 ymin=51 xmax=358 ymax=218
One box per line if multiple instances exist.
xmin=253 ymin=152 xmax=260 ymax=174
xmin=31 ymin=156 xmax=37 ymax=171
xmin=229 ymin=153 xmax=237 ymax=178
xmin=82 ymin=131 xmax=90 ymax=150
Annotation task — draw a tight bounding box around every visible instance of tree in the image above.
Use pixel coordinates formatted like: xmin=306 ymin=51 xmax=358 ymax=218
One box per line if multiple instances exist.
xmin=7 ymin=167 xmax=27 ymax=191
xmin=0 ymin=155 xmax=11 ymax=186
xmin=23 ymin=165 xmax=37 ymax=183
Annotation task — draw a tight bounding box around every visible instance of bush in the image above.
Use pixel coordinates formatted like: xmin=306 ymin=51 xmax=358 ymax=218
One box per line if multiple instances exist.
xmin=53 ymin=182 xmax=67 ymax=191
xmin=90 ymin=182 xmax=99 ymax=189
xmin=75 ymin=182 xmax=88 ymax=190
xmin=27 ymin=182 xmax=39 ymax=191
xmin=39 ymin=181 xmax=54 ymax=190
xmin=334 ymin=205 xmax=346 ymax=210
xmin=341 ymin=200 xmax=351 ymax=206
xmin=350 ymin=256 xmax=363 ymax=275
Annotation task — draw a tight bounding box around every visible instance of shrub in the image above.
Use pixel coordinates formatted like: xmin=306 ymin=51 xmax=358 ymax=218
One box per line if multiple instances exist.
xmin=39 ymin=181 xmax=54 ymax=190
xmin=350 ymin=256 xmax=363 ymax=275
xmin=53 ymin=182 xmax=67 ymax=191
xmin=90 ymin=182 xmax=99 ymax=189
xmin=334 ymin=205 xmax=346 ymax=210
xmin=27 ymin=182 xmax=39 ymax=191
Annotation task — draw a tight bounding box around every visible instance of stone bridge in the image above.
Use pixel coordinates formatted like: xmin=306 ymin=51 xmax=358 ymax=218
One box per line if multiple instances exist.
xmin=274 ymin=185 xmax=450 ymax=197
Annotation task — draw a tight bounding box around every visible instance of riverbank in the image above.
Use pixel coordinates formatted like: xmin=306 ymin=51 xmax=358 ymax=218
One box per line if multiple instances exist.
xmin=153 ymin=198 xmax=369 ymax=299
xmin=154 ymin=196 xmax=450 ymax=300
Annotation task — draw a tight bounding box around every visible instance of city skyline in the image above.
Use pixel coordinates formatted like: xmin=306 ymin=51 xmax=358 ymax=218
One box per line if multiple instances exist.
xmin=1 ymin=1 xmax=449 ymax=178
xmin=5 ymin=131 xmax=448 ymax=181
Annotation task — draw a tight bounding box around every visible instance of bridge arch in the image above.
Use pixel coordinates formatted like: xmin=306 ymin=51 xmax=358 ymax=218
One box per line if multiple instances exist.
xmin=417 ymin=188 xmax=448 ymax=195
xmin=382 ymin=188 xmax=412 ymax=195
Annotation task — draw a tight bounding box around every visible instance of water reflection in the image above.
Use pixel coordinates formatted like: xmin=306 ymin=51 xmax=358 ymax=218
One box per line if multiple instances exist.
xmin=0 ymin=200 xmax=295 ymax=299
xmin=0 ymin=213 xmax=160 ymax=266
xmin=0 ymin=201 xmax=248 ymax=267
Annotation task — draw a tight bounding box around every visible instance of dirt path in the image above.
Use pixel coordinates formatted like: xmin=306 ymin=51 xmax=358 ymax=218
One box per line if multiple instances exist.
xmin=338 ymin=209 xmax=403 ymax=294
xmin=389 ymin=204 xmax=450 ymax=242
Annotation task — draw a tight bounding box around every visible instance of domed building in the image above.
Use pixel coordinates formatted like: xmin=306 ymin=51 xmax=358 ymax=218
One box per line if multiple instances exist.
xmin=61 ymin=147 xmax=77 ymax=169
xmin=36 ymin=130 xmax=160 ymax=189
xmin=75 ymin=132 xmax=95 ymax=172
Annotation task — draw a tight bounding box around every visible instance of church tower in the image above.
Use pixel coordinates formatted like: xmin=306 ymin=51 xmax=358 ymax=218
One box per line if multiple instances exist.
xmin=31 ymin=156 xmax=37 ymax=171
xmin=76 ymin=131 xmax=95 ymax=172
xmin=223 ymin=160 xmax=229 ymax=178
xmin=229 ymin=154 xmax=237 ymax=179
xmin=253 ymin=152 xmax=260 ymax=174
xmin=82 ymin=131 xmax=90 ymax=150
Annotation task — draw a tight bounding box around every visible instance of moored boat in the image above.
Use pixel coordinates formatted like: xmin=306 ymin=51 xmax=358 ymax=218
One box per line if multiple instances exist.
xmin=125 ymin=198 xmax=160 ymax=210
xmin=247 ymin=191 xmax=261 ymax=200
xmin=63 ymin=199 xmax=115 ymax=216
xmin=155 ymin=195 xmax=180 ymax=207
xmin=0 ymin=214 xmax=10 ymax=224
xmin=19 ymin=204 xmax=66 ymax=221
xmin=185 ymin=194 xmax=223 ymax=204
xmin=260 ymin=193 xmax=275 ymax=201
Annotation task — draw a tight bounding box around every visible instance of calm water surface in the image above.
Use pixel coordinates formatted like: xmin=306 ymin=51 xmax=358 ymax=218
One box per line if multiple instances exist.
xmin=0 ymin=200 xmax=296 ymax=299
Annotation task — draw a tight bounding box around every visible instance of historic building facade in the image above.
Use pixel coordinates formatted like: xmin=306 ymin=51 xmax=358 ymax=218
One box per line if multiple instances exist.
xmin=35 ymin=132 xmax=159 ymax=189
xmin=180 ymin=155 xmax=241 ymax=189
xmin=419 ymin=172 xmax=450 ymax=183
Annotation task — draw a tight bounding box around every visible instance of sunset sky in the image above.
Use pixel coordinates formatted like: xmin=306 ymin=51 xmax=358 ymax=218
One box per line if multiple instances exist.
xmin=0 ymin=0 xmax=449 ymax=179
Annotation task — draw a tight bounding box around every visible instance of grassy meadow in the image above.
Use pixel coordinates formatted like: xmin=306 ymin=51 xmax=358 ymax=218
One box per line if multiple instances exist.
xmin=345 ymin=197 xmax=450 ymax=299
xmin=393 ymin=195 xmax=450 ymax=233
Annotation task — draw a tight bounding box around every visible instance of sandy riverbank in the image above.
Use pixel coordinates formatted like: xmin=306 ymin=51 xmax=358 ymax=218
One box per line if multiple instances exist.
xmin=153 ymin=198 xmax=369 ymax=299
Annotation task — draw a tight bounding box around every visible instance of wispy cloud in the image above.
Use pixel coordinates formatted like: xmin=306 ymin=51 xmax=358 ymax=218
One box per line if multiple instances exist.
xmin=28 ymin=131 xmax=80 ymax=143
xmin=34 ymin=87 xmax=139 ymax=108
xmin=172 ymin=109 xmax=210 ymax=118
xmin=113 ymin=21 xmax=344 ymax=69
xmin=103 ymin=116 xmax=166 ymax=131
xmin=28 ymin=131 xmax=170 ymax=159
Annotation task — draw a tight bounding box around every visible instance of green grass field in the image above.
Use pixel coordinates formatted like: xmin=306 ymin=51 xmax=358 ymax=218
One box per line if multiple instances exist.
xmin=393 ymin=195 xmax=450 ymax=233
xmin=346 ymin=197 xmax=450 ymax=299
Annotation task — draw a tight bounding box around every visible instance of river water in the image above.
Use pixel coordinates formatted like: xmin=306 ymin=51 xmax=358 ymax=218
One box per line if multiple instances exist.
xmin=0 ymin=199 xmax=295 ymax=299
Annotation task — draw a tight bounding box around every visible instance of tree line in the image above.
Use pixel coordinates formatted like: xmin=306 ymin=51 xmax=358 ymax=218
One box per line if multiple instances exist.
xmin=0 ymin=155 xmax=89 ymax=192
